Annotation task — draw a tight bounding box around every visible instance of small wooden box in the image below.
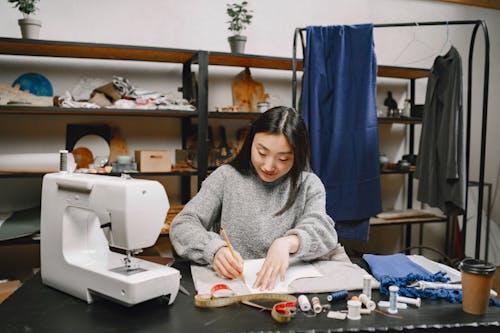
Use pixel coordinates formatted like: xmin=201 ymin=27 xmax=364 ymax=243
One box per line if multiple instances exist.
xmin=135 ymin=150 xmax=171 ymax=172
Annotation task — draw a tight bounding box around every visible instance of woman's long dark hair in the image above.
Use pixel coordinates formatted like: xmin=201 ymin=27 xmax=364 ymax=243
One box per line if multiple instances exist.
xmin=230 ymin=106 xmax=310 ymax=215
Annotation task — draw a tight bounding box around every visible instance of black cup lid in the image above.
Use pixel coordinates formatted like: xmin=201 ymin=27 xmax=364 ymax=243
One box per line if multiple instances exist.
xmin=459 ymin=258 xmax=496 ymax=275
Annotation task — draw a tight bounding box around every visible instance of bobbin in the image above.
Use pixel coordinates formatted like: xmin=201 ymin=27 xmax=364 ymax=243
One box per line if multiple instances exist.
xmin=311 ymin=296 xmax=322 ymax=313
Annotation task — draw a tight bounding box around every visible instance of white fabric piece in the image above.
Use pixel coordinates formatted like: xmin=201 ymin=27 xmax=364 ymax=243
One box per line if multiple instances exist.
xmin=59 ymin=91 xmax=100 ymax=108
xmin=408 ymin=254 xmax=461 ymax=283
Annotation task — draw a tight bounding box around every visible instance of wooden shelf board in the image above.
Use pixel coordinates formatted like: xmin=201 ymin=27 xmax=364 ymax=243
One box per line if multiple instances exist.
xmin=0 ymin=171 xmax=198 ymax=178
xmin=208 ymin=51 xmax=303 ymax=70
xmin=370 ymin=215 xmax=447 ymax=226
xmin=0 ymin=106 xmax=197 ymax=118
xmin=378 ymin=65 xmax=429 ymax=79
xmin=0 ymin=37 xmax=197 ymax=63
xmin=208 ymin=111 xmax=261 ymax=119
xmin=0 ymin=38 xmax=429 ymax=79
xmin=378 ymin=116 xmax=422 ymax=124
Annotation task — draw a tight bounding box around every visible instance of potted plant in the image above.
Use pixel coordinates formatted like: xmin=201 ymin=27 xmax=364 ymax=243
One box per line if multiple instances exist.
xmin=9 ymin=0 xmax=41 ymax=39
xmin=226 ymin=1 xmax=253 ymax=53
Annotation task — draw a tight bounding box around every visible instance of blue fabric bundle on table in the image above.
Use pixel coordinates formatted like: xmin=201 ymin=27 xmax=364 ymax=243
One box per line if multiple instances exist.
xmin=301 ymin=24 xmax=381 ymax=241
xmin=363 ymin=253 xmax=434 ymax=280
xmin=363 ymin=253 xmax=500 ymax=306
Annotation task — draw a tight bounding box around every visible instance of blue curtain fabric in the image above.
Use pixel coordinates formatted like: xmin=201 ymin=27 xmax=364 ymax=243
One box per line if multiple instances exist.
xmin=301 ymin=24 xmax=381 ymax=240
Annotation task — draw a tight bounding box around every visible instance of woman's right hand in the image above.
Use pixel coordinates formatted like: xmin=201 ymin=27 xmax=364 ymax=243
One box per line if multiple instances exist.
xmin=213 ymin=246 xmax=244 ymax=279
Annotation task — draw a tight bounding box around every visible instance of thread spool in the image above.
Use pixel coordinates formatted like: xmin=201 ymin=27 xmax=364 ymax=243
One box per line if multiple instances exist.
xmin=397 ymin=295 xmax=421 ymax=307
xmin=327 ymin=290 xmax=348 ymax=303
xmin=347 ymin=300 xmax=361 ymax=320
xmin=388 ymin=285 xmax=399 ymax=314
xmin=311 ymin=296 xmax=322 ymax=313
xmin=377 ymin=301 xmax=408 ymax=309
xmin=363 ymin=275 xmax=372 ymax=299
xmin=298 ymin=294 xmax=311 ymax=312
xmin=59 ymin=150 xmax=68 ymax=173
xmin=359 ymin=293 xmax=376 ymax=311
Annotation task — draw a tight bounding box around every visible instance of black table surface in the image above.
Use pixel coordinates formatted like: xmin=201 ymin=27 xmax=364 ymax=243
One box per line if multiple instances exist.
xmin=1 ymin=259 xmax=499 ymax=333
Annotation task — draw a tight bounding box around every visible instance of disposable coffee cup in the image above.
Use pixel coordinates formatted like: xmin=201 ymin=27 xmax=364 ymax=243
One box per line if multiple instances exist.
xmin=459 ymin=258 xmax=496 ymax=315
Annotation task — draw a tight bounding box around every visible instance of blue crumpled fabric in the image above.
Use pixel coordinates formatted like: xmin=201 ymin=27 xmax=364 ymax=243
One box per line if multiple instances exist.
xmin=363 ymin=253 xmax=500 ymax=306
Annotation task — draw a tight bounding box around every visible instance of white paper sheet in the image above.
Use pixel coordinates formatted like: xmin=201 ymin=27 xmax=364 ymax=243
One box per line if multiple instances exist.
xmin=243 ymin=258 xmax=323 ymax=293
xmin=191 ymin=259 xmax=323 ymax=295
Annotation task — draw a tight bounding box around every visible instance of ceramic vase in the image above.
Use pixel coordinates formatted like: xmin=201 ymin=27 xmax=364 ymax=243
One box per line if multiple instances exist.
xmin=228 ymin=35 xmax=247 ymax=53
xmin=18 ymin=17 xmax=42 ymax=39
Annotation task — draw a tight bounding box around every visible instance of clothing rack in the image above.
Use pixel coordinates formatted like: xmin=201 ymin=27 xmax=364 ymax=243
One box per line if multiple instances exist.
xmin=291 ymin=20 xmax=490 ymax=260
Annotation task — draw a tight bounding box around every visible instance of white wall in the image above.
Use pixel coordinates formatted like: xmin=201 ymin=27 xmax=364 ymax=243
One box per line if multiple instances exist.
xmin=1 ymin=0 xmax=499 ymax=258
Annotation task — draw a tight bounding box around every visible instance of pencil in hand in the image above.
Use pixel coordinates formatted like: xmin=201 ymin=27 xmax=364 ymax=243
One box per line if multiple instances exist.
xmin=220 ymin=227 xmax=246 ymax=284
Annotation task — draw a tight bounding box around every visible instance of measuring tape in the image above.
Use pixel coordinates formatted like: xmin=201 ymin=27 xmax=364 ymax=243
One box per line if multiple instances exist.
xmin=194 ymin=284 xmax=297 ymax=323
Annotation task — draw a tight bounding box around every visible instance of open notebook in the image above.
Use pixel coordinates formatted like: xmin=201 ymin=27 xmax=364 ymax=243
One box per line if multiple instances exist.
xmin=191 ymin=258 xmax=323 ymax=295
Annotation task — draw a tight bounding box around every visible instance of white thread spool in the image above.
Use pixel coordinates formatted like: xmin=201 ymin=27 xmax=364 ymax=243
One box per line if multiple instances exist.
xmin=298 ymin=294 xmax=311 ymax=312
xmin=59 ymin=150 xmax=68 ymax=173
xmin=347 ymin=300 xmax=361 ymax=320
xmin=311 ymin=296 xmax=322 ymax=313
xmin=359 ymin=293 xmax=376 ymax=311
xmin=377 ymin=300 xmax=408 ymax=309
xmin=397 ymin=295 xmax=421 ymax=307
xmin=388 ymin=285 xmax=399 ymax=314
xmin=363 ymin=275 xmax=372 ymax=299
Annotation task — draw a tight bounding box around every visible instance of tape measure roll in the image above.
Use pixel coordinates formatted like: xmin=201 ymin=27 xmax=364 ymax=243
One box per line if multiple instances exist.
xmin=194 ymin=285 xmax=297 ymax=323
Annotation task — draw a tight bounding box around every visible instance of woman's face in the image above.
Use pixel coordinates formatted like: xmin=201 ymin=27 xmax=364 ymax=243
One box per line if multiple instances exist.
xmin=251 ymin=133 xmax=294 ymax=182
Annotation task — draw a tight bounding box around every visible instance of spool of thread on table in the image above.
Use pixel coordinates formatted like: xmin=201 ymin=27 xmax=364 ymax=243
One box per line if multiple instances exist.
xmin=377 ymin=300 xmax=408 ymax=309
xmin=397 ymin=295 xmax=421 ymax=307
xmin=388 ymin=285 xmax=399 ymax=314
xmin=59 ymin=150 xmax=68 ymax=173
xmin=347 ymin=300 xmax=362 ymax=320
xmin=359 ymin=293 xmax=376 ymax=311
xmin=298 ymin=294 xmax=311 ymax=312
xmin=327 ymin=290 xmax=348 ymax=303
xmin=311 ymin=296 xmax=322 ymax=313
xmin=363 ymin=275 xmax=372 ymax=299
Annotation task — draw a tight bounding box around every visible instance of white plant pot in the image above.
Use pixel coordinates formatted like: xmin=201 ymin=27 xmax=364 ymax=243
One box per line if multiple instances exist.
xmin=18 ymin=18 xmax=42 ymax=39
xmin=228 ymin=35 xmax=247 ymax=54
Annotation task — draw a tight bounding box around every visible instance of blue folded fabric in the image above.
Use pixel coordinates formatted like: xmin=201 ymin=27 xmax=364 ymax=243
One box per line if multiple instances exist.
xmin=363 ymin=253 xmax=500 ymax=306
xmin=363 ymin=253 xmax=433 ymax=281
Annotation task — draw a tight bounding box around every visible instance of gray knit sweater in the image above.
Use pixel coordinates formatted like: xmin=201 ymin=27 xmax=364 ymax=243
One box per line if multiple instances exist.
xmin=170 ymin=164 xmax=338 ymax=265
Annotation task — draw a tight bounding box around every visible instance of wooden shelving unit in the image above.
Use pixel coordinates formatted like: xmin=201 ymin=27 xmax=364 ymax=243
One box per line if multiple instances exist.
xmin=0 ymin=38 xmax=438 ymax=238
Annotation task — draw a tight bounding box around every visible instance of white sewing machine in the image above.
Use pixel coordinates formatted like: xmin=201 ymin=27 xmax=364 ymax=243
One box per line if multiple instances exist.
xmin=40 ymin=172 xmax=180 ymax=306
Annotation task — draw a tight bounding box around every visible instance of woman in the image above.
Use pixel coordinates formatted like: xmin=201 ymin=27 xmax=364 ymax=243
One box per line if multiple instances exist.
xmin=170 ymin=106 xmax=338 ymax=290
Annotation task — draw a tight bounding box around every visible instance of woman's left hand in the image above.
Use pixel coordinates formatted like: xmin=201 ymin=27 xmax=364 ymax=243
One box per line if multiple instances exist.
xmin=253 ymin=235 xmax=299 ymax=290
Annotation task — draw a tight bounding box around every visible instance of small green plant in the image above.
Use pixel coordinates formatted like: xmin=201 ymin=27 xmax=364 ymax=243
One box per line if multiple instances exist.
xmin=226 ymin=1 xmax=253 ymax=35
xmin=8 ymin=0 xmax=39 ymax=15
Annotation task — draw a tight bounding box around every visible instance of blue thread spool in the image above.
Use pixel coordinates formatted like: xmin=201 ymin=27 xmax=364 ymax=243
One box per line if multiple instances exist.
xmin=327 ymin=290 xmax=348 ymax=303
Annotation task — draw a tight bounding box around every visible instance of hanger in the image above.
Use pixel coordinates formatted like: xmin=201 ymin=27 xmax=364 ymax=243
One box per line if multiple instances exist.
xmin=438 ymin=21 xmax=452 ymax=55
xmin=393 ymin=23 xmax=446 ymax=66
